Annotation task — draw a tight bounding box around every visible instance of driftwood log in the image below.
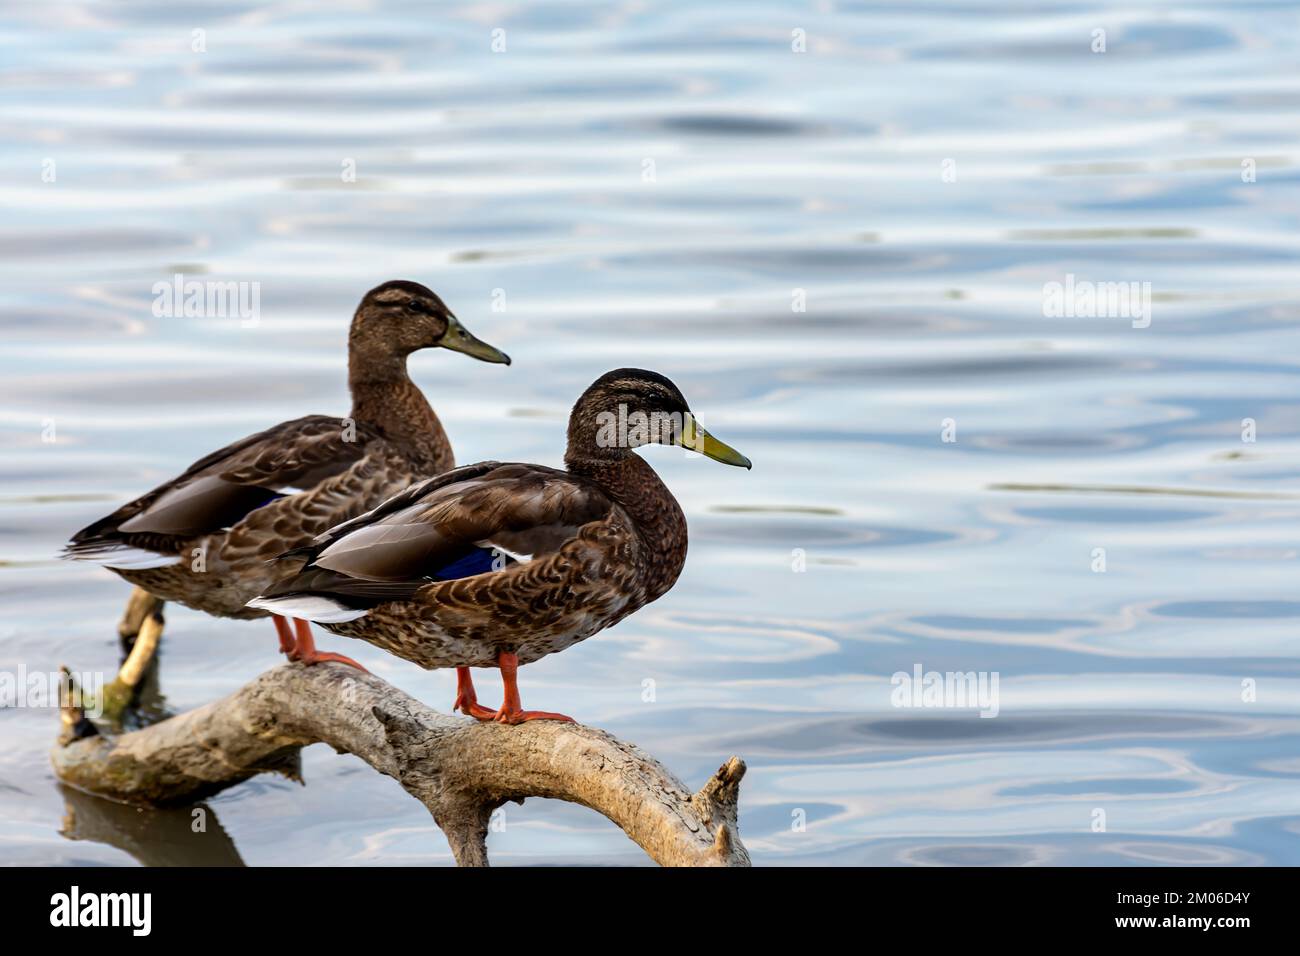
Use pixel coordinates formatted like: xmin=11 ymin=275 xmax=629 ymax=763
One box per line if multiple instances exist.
xmin=51 ymin=659 xmax=750 ymax=867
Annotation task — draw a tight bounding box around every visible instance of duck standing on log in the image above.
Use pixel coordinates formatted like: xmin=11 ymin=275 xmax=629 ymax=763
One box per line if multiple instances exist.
xmin=64 ymin=280 xmax=511 ymax=667
xmin=249 ymin=368 xmax=751 ymax=722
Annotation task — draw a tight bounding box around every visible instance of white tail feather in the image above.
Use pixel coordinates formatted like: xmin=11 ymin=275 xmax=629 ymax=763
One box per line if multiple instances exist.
xmin=246 ymin=595 xmax=369 ymax=623
xmin=67 ymin=546 xmax=182 ymax=570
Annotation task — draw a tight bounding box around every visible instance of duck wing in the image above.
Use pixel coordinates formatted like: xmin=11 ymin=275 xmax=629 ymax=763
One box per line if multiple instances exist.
xmin=65 ymin=414 xmax=383 ymax=566
xmin=249 ymin=461 xmax=614 ymax=618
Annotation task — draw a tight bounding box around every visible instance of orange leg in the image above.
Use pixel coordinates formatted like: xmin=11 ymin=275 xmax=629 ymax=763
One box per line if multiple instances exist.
xmin=287 ymin=618 xmax=368 ymax=672
xmin=272 ymin=615 xmax=295 ymax=655
xmin=452 ymin=667 xmax=499 ymax=720
xmin=491 ymin=651 xmax=574 ymax=725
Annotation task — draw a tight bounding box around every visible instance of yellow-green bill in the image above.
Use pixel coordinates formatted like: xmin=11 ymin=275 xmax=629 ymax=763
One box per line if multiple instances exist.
xmin=680 ymin=413 xmax=752 ymax=469
xmin=440 ymin=314 xmax=511 ymax=365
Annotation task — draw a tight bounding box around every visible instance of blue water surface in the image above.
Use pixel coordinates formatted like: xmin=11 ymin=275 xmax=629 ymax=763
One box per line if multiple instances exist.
xmin=2 ymin=0 xmax=1299 ymax=865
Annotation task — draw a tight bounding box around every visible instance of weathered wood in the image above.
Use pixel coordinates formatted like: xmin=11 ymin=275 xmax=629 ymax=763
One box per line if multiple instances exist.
xmin=117 ymin=586 xmax=164 ymax=646
xmin=51 ymin=663 xmax=750 ymax=867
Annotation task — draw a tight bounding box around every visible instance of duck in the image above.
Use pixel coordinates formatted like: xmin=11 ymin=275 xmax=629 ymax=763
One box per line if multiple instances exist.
xmin=247 ymin=368 xmax=751 ymax=722
xmin=65 ymin=280 xmax=510 ymax=667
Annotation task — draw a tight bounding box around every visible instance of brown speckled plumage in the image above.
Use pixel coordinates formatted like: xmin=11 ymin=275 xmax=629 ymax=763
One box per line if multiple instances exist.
xmin=258 ymin=368 xmax=746 ymax=671
xmin=65 ymin=280 xmax=509 ymax=619
xmin=322 ymin=455 xmax=684 ymax=667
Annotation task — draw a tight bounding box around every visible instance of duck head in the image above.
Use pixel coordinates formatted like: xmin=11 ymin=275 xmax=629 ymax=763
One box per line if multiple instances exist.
xmin=349 ymin=280 xmax=510 ymax=375
xmin=565 ymin=367 xmax=752 ymax=469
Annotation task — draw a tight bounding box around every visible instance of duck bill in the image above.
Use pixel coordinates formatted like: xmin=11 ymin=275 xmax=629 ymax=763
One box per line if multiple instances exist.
xmin=679 ymin=413 xmax=752 ymax=469
xmin=438 ymin=314 xmax=511 ymax=365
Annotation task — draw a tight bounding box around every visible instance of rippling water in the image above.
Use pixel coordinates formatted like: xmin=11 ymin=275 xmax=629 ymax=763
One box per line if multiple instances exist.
xmin=4 ymin=1 xmax=1300 ymax=866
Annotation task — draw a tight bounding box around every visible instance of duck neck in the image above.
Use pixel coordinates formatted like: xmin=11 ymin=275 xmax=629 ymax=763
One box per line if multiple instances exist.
xmin=566 ymin=451 xmax=687 ymax=599
xmin=348 ymin=353 xmax=452 ymax=471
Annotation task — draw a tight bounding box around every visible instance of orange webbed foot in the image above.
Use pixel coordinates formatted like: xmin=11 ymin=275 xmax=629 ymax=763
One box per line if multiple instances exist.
xmin=488 ymin=651 xmax=576 ymax=724
xmin=291 ymin=649 xmax=369 ymax=671
xmin=454 ymin=693 xmax=501 ymax=721
xmin=453 ymin=666 xmax=500 ymax=720
xmin=491 ymin=708 xmax=576 ymax=725
xmin=288 ymin=619 xmax=369 ymax=672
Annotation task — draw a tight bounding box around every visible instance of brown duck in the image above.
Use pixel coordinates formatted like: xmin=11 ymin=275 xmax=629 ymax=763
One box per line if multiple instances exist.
xmin=65 ymin=280 xmax=510 ymax=667
xmin=248 ymin=368 xmax=751 ymax=722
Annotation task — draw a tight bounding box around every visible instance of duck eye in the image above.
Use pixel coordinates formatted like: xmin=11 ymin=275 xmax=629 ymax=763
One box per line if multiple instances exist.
xmin=405 ymin=298 xmax=420 ymax=312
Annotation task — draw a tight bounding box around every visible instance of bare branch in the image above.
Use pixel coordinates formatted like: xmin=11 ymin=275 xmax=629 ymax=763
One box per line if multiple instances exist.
xmin=117 ymin=586 xmax=164 ymax=646
xmin=51 ymin=663 xmax=750 ymax=867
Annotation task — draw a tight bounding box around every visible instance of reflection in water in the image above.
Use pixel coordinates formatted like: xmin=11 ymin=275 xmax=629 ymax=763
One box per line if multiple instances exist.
xmin=2 ymin=1 xmax=1300 ymax=865
xmin=60 ymin=787 xmax=244 ymax=867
